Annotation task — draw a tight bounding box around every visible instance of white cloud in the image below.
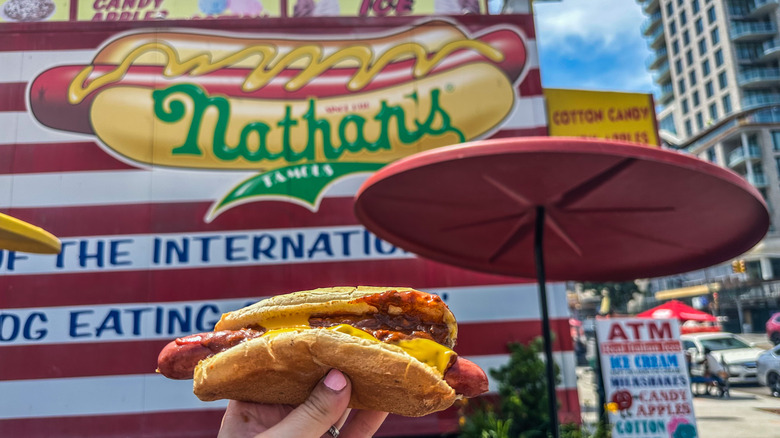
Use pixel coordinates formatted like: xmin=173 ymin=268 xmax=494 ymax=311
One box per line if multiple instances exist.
xmin=534 ymin=0 xmax=646 ymax=51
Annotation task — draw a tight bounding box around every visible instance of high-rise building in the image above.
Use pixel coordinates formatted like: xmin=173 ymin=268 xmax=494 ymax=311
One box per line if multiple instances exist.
xmin=639 ymin=0 xmax=780 ymax=331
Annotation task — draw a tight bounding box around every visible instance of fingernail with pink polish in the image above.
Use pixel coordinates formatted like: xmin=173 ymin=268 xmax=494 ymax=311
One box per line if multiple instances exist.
xmin=323 ymin=369 xmax=347 ymax=391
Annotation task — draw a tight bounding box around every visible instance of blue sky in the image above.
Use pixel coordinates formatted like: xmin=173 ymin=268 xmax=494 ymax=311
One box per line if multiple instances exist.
xmin=531 ymin=0 xmax=658 ymax=94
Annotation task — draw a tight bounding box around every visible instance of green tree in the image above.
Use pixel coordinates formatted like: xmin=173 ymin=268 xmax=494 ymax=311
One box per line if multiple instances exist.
xmin=459 ymin=338 xmax=610 ymax=438
xmin=581 ymin=281 xmax=640 ymax=315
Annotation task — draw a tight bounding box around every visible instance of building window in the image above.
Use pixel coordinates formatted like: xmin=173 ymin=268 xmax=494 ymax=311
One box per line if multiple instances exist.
xmin=689 ymin=70 xmax=697 ymax=86
xmin=698 ymin=38 xmax=707 ymax=55
xmin=707 ymin=148 xmax=716 ymax=162
xmin=692 ymin=90 xmax=700 ymax=106
xmin=718 ymin=70 xmax=727 ymax=89
xmin=686 ymin=49 xmax=694 ymax=65
xmin=683 ymin=29 xmax=690 ymax=46
xmin=722 ymin=94 xmax=731 ymax=114
xmin=678 ymin=78 xmax=686 ymax=94
xmin=682 ymin=98 xmax=689 ymax=114
xmin=709 ymin=102 xmax=717 ymax=120
xmin=672 ymin=39 xmax=680 ymax=55
xmin=772 ymin=131 xmax=780 ymax=151
xmin=705 ymin=80 xmax=714 ymax=98
xmin=685 ymin=119 xmax=693 ymax=136
xmin=715 ymin=49 xmax=723 ymax=66
xmin=695 ymin=18 xmax=704 ymax=35
xmin=677 ymin=0 xmax=683 ymax=6
xmin=693 ymin=0 xmax=700 ymax=13
xmin=667 ymin=2 xmax=674 ymax=16
xmin=711 ymin=28 xmax=719 ymax=45
xmin=695 ymin=112 xmax=704 ymax=129
xmin=702 ymin=59 xmax=710 ymax=76
xmin=775 ymin=157 xmax=780 ymax=174
xmin=680 ymin=10 xmax=687 ymax=26
xmin=707 ymin=6 xmax=715 ymax=23
xmin=670 ymin=20 xmax=677 ymax=36
xmin=675 ymin=59 xmax=683 ymax=74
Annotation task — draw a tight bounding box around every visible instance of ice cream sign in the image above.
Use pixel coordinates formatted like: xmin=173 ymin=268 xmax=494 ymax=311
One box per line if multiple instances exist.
xmin=29 ymin=19 xmax=528 ymax=220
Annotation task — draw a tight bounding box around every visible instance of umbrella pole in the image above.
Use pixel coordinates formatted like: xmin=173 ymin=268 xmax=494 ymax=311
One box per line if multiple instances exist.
xmin=535 ymin=206 xmax=560 ymax=438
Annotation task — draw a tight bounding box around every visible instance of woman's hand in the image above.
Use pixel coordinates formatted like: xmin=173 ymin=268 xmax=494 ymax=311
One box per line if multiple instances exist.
xmin=217 ymin=369 xmax=388 ymax=438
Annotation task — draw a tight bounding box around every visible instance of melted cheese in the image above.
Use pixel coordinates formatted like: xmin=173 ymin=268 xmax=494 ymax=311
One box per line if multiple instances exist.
xmin=258 ymin=322 xmax=455 ymax=375
xmin=260 ymin=313 xmax=312 ymax=330
xmin=394 ymin=338 xmax=455 ymax=375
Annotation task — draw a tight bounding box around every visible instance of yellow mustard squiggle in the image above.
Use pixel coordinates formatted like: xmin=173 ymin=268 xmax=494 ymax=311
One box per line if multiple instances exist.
xmin=68 ymin=39 xmax=504 ymax=105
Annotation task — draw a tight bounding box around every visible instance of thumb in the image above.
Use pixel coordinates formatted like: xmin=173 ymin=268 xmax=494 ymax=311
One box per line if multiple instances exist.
xmin=260 ymin=369 xmax=351 ymax=438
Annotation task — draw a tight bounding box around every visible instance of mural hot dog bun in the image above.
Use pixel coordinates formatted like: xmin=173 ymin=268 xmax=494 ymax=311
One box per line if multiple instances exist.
xmin=28 ymin=20 xmax=527 ymax=171
xmin=156 ymin=286 xmax=489 ymax=417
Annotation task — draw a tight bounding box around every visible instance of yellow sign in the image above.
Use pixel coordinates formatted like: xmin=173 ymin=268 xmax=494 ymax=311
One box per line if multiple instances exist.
xmin=287 ymin=0 xmax=482 ymax=17
xmin=78 ymin=0 xmax=281 ymax=21
xmin=544 ymin=88 xmax=659 ymax=146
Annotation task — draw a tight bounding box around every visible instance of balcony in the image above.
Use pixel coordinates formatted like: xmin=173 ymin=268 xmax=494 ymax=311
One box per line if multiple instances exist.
xmin=653 ymin=61 xmax=671 ymax=83
xmin=729 ymin=0 xmax=778 ymax=18
xmin=641 ymin=11 xmax=663 ymax=36
xmin=728 ymin=145 xmax=763 ymax=168
xmin=659 ymin=82 xmax=674 ymax=105
xmin=646 ymin=47 xmax=668 ymax=69
xmin=742 ymin=92 xmax=780 ymax=109
xmin=738 ymin=67 xmax=780 ymax=88
xmin=640 ymin=0 xmax=660 ymax=14
xmin=730 ymin=21 xmax=777 ymax=42
xmin=749 ymin=172 xmax=768 ymax=187
xmin=763 ymin=38 xmax=780 ymax=60
xmin=647 ymin=25 xmax=665 ymax=49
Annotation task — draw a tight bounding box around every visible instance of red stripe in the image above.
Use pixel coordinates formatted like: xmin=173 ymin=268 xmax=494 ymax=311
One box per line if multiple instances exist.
xmin=0 ymin=141 xmax=137 ymax=174
xmin=519 ymin=68 xmax=543 ymax=96
xmin=0 ymin=320 xmax=571 ymax=381
xmin=2 ymin=196 xmax=364 ymax=237
xmin=0 ymin=258 xmax=523 ymax=308
xmin=1 ymin=123 xmax=545 ymax=174
xmin=0 ymin=390 xmax=579 ymax=438
xmin=0 ymin=83 xmax=25 ymax=112
xmin=0 ymin=16 xmax=536 ymax=52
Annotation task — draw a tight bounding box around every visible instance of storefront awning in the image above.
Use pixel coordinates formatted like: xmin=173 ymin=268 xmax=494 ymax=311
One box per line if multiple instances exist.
xmin=654 ymin=283 xmax=720 ymax=301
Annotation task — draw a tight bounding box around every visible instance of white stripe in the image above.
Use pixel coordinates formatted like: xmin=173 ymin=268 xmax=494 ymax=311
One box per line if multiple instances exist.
xmin=0 ymin=352 xmax=577 ymax=420
xmin=0 ymin=168 xmax=369 ymax=208
xmin=504 ymin=95 xmax=548 ymax=130
xmin=0 ymin=284 xmax=568 ymax=346
xmin=0 ymin=226 xmax=414 ymax=276
xmin=0 ymin=50 xmax=95 ymax=83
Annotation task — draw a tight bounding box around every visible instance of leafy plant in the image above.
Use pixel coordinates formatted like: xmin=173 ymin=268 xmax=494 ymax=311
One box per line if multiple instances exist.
xmin=459 ymin=338 xmax=610 ymax=438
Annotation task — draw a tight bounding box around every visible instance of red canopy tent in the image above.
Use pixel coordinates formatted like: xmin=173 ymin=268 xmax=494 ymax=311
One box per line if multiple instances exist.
xmin=637 ymin=300 xmax=720 ymax=333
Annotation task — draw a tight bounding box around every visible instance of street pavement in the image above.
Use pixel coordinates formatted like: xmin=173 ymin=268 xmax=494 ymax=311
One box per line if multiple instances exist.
xmin=577 ymin=367 xmax=780 ymax=437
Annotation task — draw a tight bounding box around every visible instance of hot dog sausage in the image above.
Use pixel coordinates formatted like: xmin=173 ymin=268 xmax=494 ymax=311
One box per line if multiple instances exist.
xmin=444 ymin=357 xmax=489 ymax=398
xmin=156 ymin=328 xmax=263 ymax=379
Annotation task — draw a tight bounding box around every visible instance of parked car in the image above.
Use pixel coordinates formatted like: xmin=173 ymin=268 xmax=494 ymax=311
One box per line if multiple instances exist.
xmin=681 ymin=332 xmax=765 ymax=384
xmin=766 ymin=312 xmax=780 ymax=345
xmin=757 ymin=344 xmax=780 ymax=397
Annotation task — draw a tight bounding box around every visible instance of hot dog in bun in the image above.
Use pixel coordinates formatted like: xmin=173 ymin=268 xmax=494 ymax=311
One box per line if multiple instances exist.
xmin=156 ymin=286 xmax=488 ymax=417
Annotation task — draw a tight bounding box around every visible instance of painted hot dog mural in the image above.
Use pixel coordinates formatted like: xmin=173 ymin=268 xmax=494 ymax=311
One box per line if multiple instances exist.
xmin=2 ymin=8 xmax=577 ymax=438
xmin=29 ymin=20 xmax=527 ymax=219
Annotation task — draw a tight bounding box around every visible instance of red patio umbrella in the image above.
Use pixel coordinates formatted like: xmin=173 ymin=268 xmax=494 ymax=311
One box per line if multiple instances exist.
xmin=636 ymin=300 xmax=717 ymax=321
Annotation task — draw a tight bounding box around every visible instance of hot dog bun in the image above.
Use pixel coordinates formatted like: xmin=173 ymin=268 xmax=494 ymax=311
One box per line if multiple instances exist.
xmin=186 ymin=286 xmax=469 ymax=416
xmin=193 ymin=327 xmax=456 ymax=416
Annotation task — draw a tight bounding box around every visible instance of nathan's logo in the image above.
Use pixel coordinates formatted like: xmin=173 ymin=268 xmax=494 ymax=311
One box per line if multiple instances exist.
xmin=29 ymin=20 xmax=527 ymax=220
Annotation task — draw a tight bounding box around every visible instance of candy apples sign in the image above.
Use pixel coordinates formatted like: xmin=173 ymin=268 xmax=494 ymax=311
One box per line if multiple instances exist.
xmin=29 ymin=19 xmax=528 ymax=220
